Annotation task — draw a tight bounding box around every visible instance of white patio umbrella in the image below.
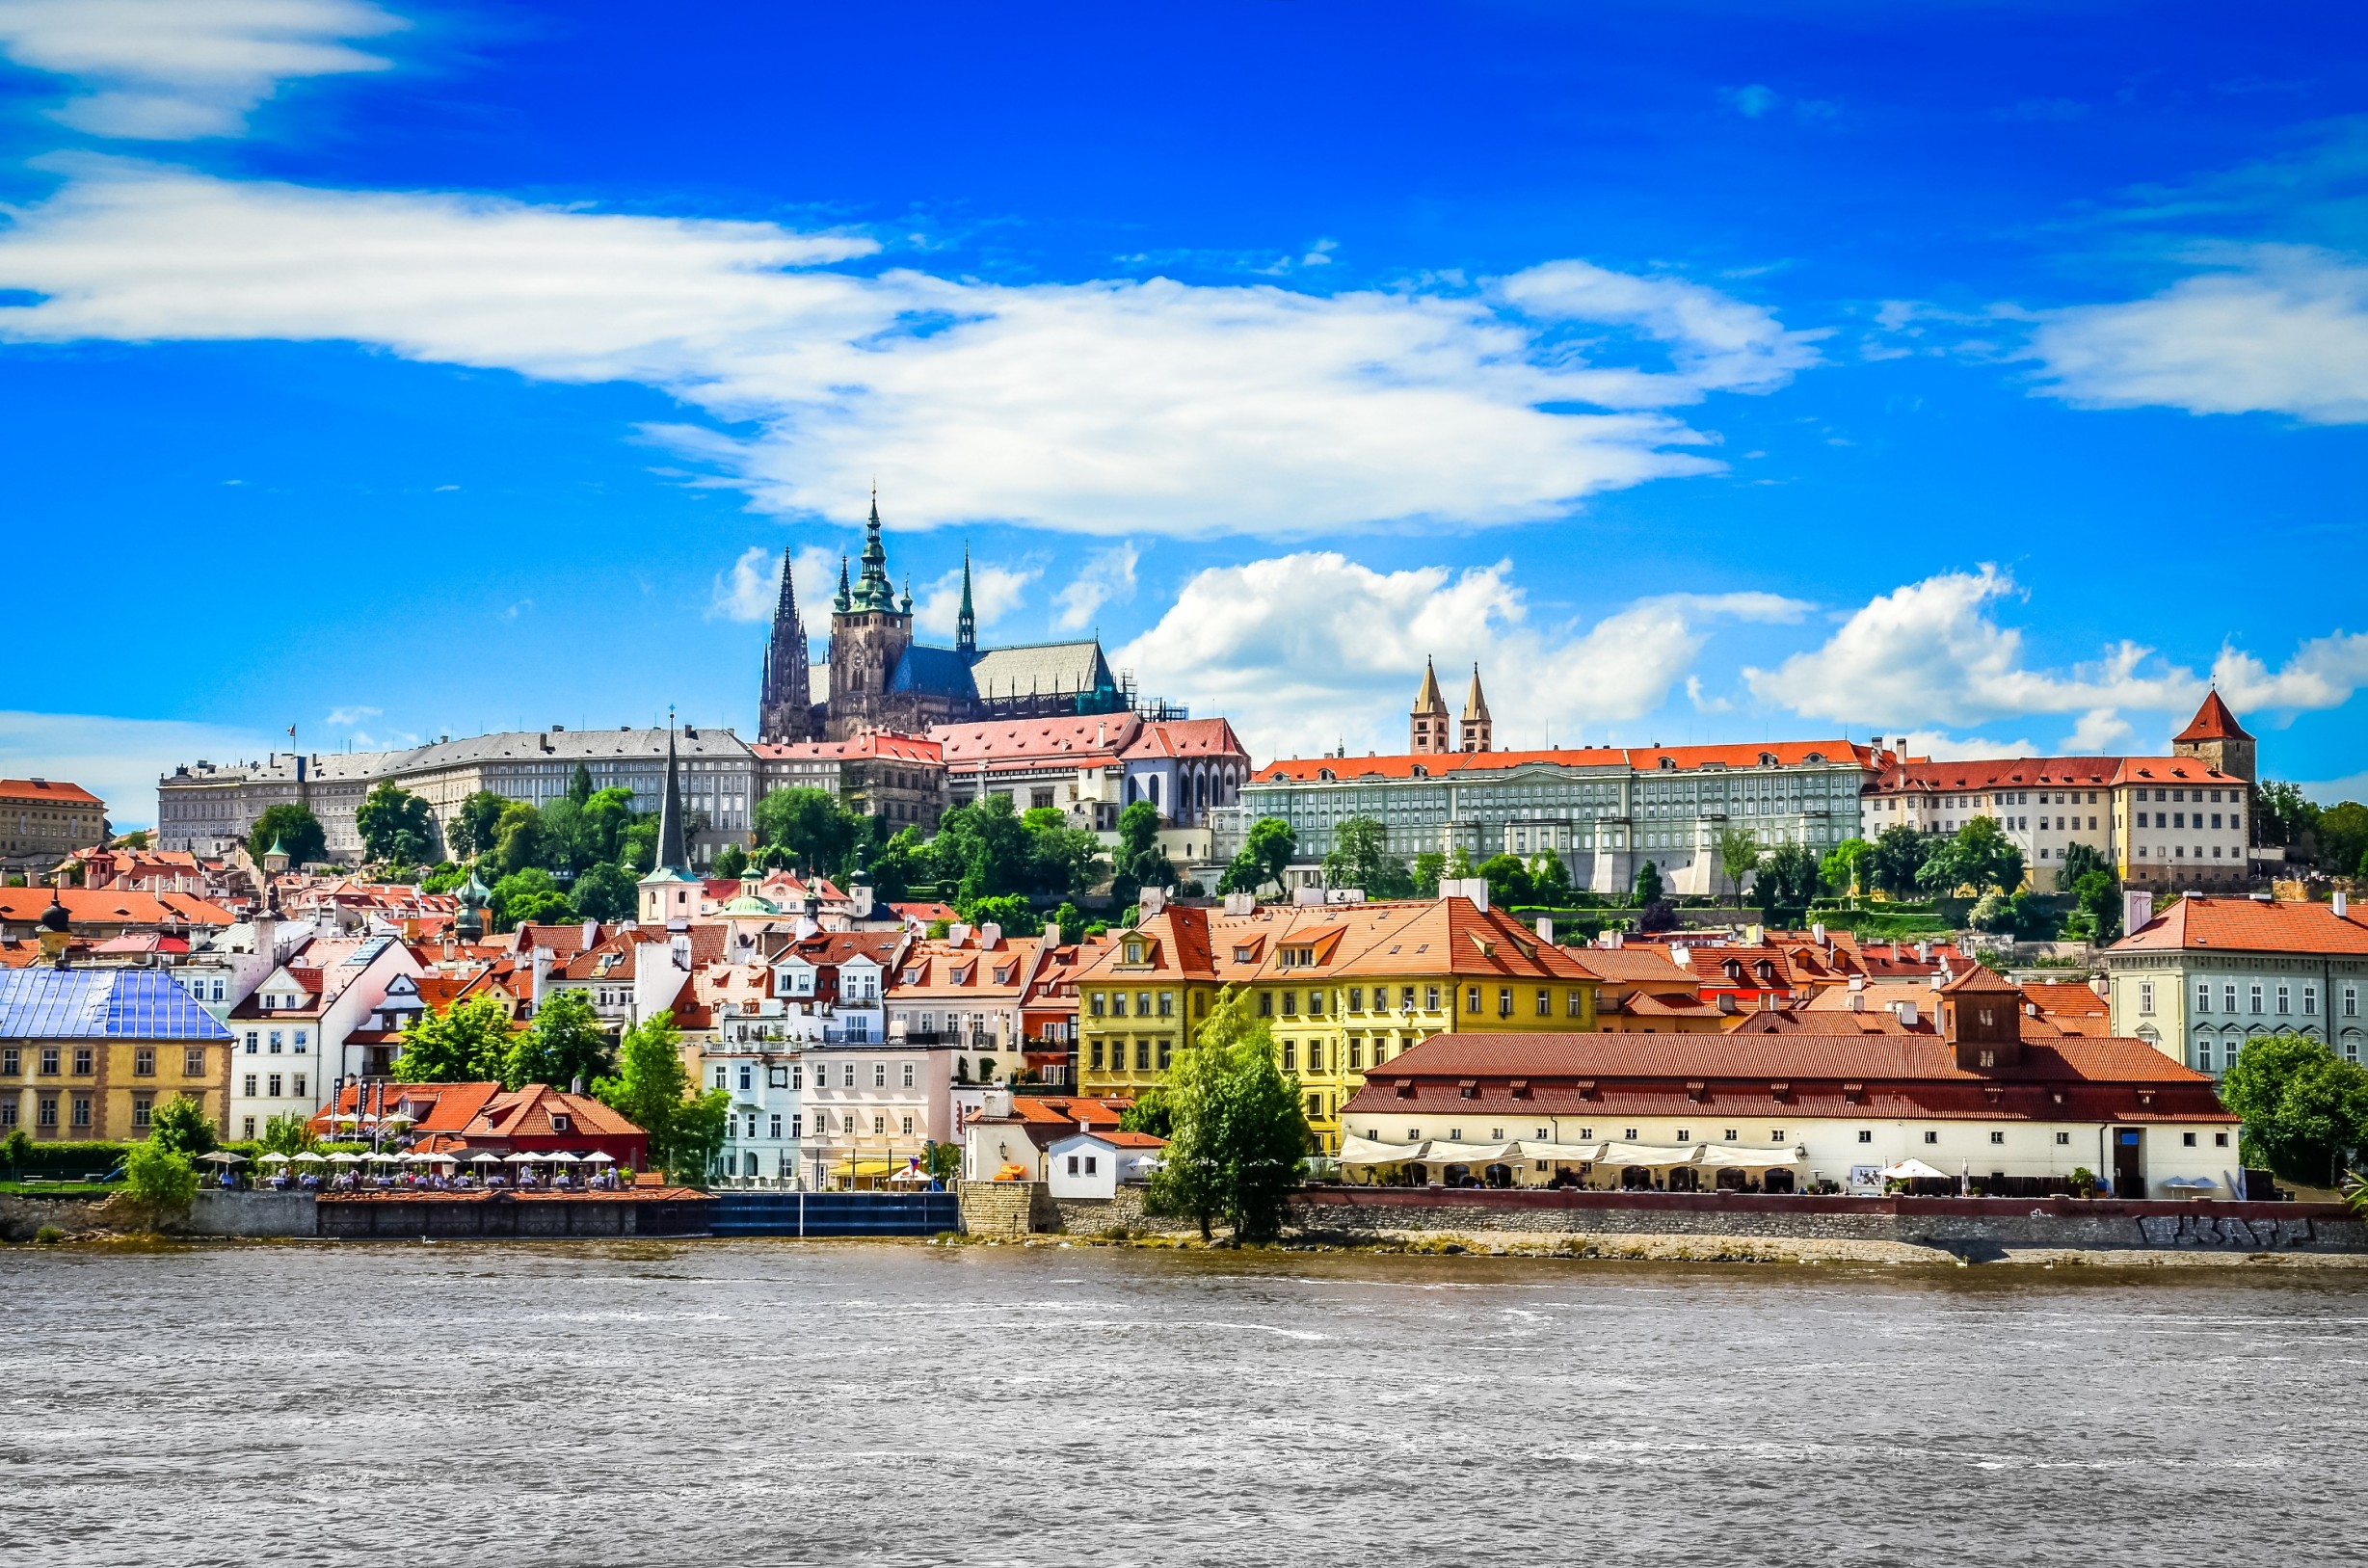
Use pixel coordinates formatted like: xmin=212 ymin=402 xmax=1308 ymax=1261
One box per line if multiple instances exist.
xmin=331 ymin=1113 xmax=360 ymax=1125
xmin=367 ymin=1150 xmax=401 ymax=1163
xmin=415 ymin=1152 xmax=457 ymax=1165
xmin=468 ymin=1153 xmax=502 ymax=1166
xmin=1876 ymin=1158 xmax=1949 ymax=1181
xmin=504 ymin=1152 xmax=541 ymax=1164
xmin=196 ymin=1151 xmax=247 ymax=1165
xmin=327 ymin=1152 xmax=363 ymax=1164
xmin=582 ymin=1152 xmax=616 ymax=1165
xmin=291 ymin=1151 xmax=327 ymax=1163
xmin=544 ymin=1152 xmax=580 ymax=1165
xmin=258 ymin=1153 xmax=291 ymax=1165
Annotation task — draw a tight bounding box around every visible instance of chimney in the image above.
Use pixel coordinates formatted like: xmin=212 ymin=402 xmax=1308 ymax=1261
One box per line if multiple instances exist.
xmin=1223 ymin=891 xmax=1255 ymax=917
xmin=1138 ymin=886 xmax=1166 ymax=918
xmin=671 ymin=933 xmax=691 ymax=970
xmin=979 ymin=921 xmax=1002 ymax=949
xmin=2123 ymin=889 xmax=2155 ymax=935
xmin=531 ymin=945 xmax=551 ymax=1006
xmin=1847 ymin=990 xmax=1864 ymax=1012
xmin=1811 ymin=921 xmax=1826 ymax=945
xmin=1534 ymin=915 xmax=1554 ymax=943
xmin=1896 ymin=999 xmax=1919 ymax=1027
xmin=949 ymin=922 xmax=972 ymax=946
xmin=2336 ymin=890 xmax=2351 ymax=919
xmin=583 ymin=917 xmax=599 ymax=949
xmin=1916 ymin=941 xmax=1931 ymax=964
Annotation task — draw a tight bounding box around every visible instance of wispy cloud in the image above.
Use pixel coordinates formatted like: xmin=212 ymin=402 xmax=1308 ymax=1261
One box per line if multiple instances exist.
xmin=1053 ymin=543 xmax=1139 ymax=632
xmin=915 ymin=560 xmax=1036 ymax=637
xmin=0 ymin=0 xmax=406 ymax=140
xmin=324 ymin=704 xmax=380 ymax=726
xmin=0 ymin=159 xmax=1825 ymax=541
xmin=0 ymin=708 xmax=279 ymax=829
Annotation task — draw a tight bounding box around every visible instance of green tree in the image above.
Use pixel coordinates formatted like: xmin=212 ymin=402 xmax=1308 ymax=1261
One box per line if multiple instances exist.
xmin=2060 ymin=839 xmax=2112 ymax=888
xmin=1716 ymin=828 xmax=1760 ymax=909
xmin=1111 ymin=799 xmax=1180 ymax=904
xmin=2221 ymin=1033 xmax=2368 ymax=1187
xmin=1477 ymin=853 xmax=1532 ymax=909
xmin=1526 ymin=852 xmax=1573 ymax=907
xmin=122 ymin=1140 xmax=200 ymax=1217
xmin=755 ymin=786 xmax=863 ymax=876
xmin=537 ymin=797 xmax=593 ymax=874
xmin=960 ymin=892 xmax=1044 ymax=936
xmin=2072 ymin=869 xmax=2122 ymax=943
xmin=1631 ymin=859 xmax=1663 ymax=907
xmin=2255 ymin=780 xmax=2319 ymax=851
xmin=1150 ymin=986 xmax=1310 ymax=1241
xmin=711 ymin=841 xmax=749 ymax=880
xmin=568 ymin=762 xmax=595 ymax=807
xmin=1867 ymin=825 xmax=1932 ymax=898
xmin=146 ymin=1093 xmax=218 ymax=1156
xmin=448 ymin=789 xmax=511 ymax=861
xmin=491 ymin=802 xmax=550 ymax=878
xmin=931 ymin=794 xmax=1036 ymax=903
xmin=1322 ymin=815 xmax=1414 ymax=899
xmin=2 ymin=1127 xmax=31 ymax=1179
xmin=580 ymin=786 xmax=638 ymax=864
xmin=620 ymin=818 xmax=659 ymax=873
xmin=247 ymin=804 xmax=326 ymax=867
xmin=1757 ymin=841 xmax=1822 ymax=926
xmin=1048 ymin=901 xmax=1084 ymax=943
xmin=505 ymin=989 xmax=613 ymax=1091
xmin=256 ymin=1112 xmax=316 ymax=1156
xmin=418 ymin=861 xmax=468 ymax=895
xmin=2317 ymin=801 xmax=2368 ymax=877
xmin=569 ymin=862 xmax=636 ymax=924
xmin=594 ymin=1013 xmax=725 ymax=1181
xmin=1217 ymin=817 xmax=1297 ymax=897
xmin=1918 ymin=817 xmax=2025 ymax=896
xmin=1024 ymin=809 xmax=1108 ymax=897
xmin=1119 ymin=1089 xmax=1174 ymax=1138
xmin=391 ymin=995 xmax=515 ymax=1081
xmin=490 ymin=867 xmax=572 ymax=931
xmin=1821 ymin=837 xmax=1874 ymax=896
xmin=863 ymin=826 xmax=930 ymax=902
xmin=1411 ymin=849 xmax=1446 ymax=896
xmin=356 ymin=782 xmax=438 ymax=865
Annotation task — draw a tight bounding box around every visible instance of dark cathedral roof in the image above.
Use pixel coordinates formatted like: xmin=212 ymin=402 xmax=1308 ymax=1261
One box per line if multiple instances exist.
xmin=888 ymin=644 xmax=980 ymax=701
xmin=970 ymin=641 xmax=1118 ymax=703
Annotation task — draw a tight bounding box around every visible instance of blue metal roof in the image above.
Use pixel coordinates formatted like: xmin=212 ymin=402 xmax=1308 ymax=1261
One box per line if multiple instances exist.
xmin=0 ymin=969 xmax=232 ymax=1041
xmin=888 ymin=644 xmax=980 ymax=701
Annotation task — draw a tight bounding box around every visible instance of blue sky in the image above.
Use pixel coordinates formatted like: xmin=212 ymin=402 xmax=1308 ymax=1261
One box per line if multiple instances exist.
xmin=2 ymin=0 xmax=2364 ymax=826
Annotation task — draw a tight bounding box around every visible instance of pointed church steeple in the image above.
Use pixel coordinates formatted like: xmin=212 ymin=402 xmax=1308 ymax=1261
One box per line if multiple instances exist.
xmin=654 ymin=721 xmax=689 ymax=874
xmin=1459 ymin=664 xmax=1493 ymax=753
xmin=758 ymin=545 xmax=813 ymax=742
xmin=956 ymin=545 xmax=978 ymax=661
xmin=833 ymin=554 xmax=851 ymax=613
xmin=1409 ymin=656 xmax=1449 ymax=755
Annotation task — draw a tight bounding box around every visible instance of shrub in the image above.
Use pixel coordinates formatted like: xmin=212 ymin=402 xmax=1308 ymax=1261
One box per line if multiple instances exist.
xmin=35 ymin=1225 xmax=64 ymax=1244
xmin=122 ymin=1141 xmax=200 ymax=1217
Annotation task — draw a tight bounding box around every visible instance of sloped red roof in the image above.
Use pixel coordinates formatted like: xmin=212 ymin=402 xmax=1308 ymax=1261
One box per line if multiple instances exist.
xmin=2173 ymin=690 xmax=2250 ymax=742
xmin=0 ymin=778 xmax=102 ymax=806
xmin=2113 ymin=895 xmax=2368 ymax=956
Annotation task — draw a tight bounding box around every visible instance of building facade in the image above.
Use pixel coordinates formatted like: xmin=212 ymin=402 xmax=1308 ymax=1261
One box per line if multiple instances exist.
xmin=1240 ymin=740 xmax=1876 ymax=897
xmin=1 ymin=777 xmax=108 ymax=874
xmin=2102 ymin=894 xmax=2368 ymax=1074
xmin=0 ymin=969 xmax=233 ymax=1141
xmin=754 ymin=732 xmax=948 ymax=832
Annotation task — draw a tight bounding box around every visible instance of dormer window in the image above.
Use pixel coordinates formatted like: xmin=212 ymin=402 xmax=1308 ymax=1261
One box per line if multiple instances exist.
xmin=1125 ymin=941 xmax=1145 ymax=964
xmin=550 ymin=1114 xmax=572 ymax=1133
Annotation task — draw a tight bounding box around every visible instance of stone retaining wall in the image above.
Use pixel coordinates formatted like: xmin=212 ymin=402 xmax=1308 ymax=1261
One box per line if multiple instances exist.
xmin=1051 ymin=1184 xmax=1192 ymax=1236
xmin=0 ymin=1193 xmax=116 ymax=1241
xmin=314 ymin=1193 xmax=711 ymax=1239
xmin=958 ymin=1181 xmax=1055 ymax=1237
xmin=183 ymin=1190 xmax=318 ymax=1238
xmin=1293 ymin=1188 xmax=2368 ymax=1252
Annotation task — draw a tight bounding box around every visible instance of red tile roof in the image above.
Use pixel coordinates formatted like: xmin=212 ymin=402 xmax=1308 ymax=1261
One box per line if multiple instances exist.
xmin=933 ymin=714 xmax=1135 ymax=768
xmin=1120 ymin=718 xmax=1248 ymax=761
xmin=2112 ymin=895 xmax=2368 ymax=956
xmin=754 ymin=733 xmax=943 ymax=763
xmin=1869 ymin=756 xmax=2241 ymax=793
xmin=2173 ymin=690 xmax=2250 ymax=743
xmin=0 ymin=888 xmax=236 ymax=928
xmin=0 ymin=778 xmax=102 ymax=806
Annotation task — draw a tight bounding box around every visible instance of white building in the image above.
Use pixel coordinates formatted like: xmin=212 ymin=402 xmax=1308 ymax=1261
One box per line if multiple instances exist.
xmin=800 ymin=1039 xmax=959 ymax=1187
xmin=2102 ymin=892 xmax=2368 ymax=1075
xmin=1046 ymin=1129 xmax=1164 ymax=1199
xmin=222 ymin=930 xmax=420 ymax=1139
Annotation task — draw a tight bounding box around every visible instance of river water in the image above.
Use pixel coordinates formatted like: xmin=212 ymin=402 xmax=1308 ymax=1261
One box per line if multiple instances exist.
xmin=3 ymin=1241 xmax=2364 ymax=1567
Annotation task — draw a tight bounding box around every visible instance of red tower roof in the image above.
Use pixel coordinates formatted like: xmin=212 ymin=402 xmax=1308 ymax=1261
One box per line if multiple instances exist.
xmin=2173 ymin=690 xmax=2250 ymax=742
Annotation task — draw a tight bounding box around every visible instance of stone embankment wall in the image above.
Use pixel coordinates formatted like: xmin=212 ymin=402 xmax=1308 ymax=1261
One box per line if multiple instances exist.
xmin=1292 ymin=1189 xmax=2368 ymax=1253
xmin=958 ymin=1181 xmax=1057 ymax=1237
xmin=314 ymin=1193 xmax=711 ymax=1238
xmin=1051 ymin=1186 xmax=1207 ymax=1236
xmin=183 ymin=1191 xmax=318 ymax=1237
xmin=0 ymin=1193 xmax=116 ymax=1241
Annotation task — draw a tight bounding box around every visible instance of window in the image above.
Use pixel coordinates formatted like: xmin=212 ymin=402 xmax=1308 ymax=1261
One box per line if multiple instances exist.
xmin=739 ymin=1064 xmax=754 ymax=1091
xmin=267 ymin=1074 xmax=282 ymax=1098
xmin=1498 ymin=988 xmax=1513 ymax=1018
xmin=871 ymin=1116 xmax=885 ymax=1136
xmin=1567 ymin=991 xmax=1585 ymax=1018
xmin=1857 ymin=1129 xmax=1873 ymax=1144
xmin=1535 ymin=989 xmax=1551 ymax=1018
xmin=1282 ymin=1041 xmax=1298 ymax=1072
xmin=2348 ymin=986 xmax=2361 ymax=1019
xmin=1348 ymin=987 xmax=1364 ymax=1012
xmin=1135 ymin=1040 xmax=1151 ymax=1071
xmin=2183 ymin=1131 xmax=2197 ymax=1148
xmin=1134 ymin=993 xmax=1154 ymax=1017
xmin=901 ymin=1115 xmax=915 ymax=1137
xmin=37 ymin=1097 xmax=56 ymax=1128
xmin=1157 ymin=1038 xmax=1173 ymax=1069
xmin=790 ymin=1114 xmax=803 ymax=1138
xmin=1258 ymin=991 xmax=1273 ymax=1018
xmin=1423 ymin=986 xmax=1438 ymax=1012
xmin=1771 ymin=1129 xmax=1787 ymax=1142
xmin=1989 ymin=1130 xmax=2005 ymax=1145
xmin=714 ymin=1066 xmax=728 ymax=1089
xmin=0 ymin=1049 xmax=13 ymax=1076
xmin=1675 ymin=1128 xmax=1690 ymax=1142
xmin=2215 ymin=1132 xmax=2229 ymax=1147
xmin=2225 ymin=983 xmax=2239 ymax=1012
xmin=239 ymin=1116 xmax=253 ymax=1138
xmin=2056 ymin=1131 xmax=2070 ymax=1145
xmin=2139 ymin=981 xmax=2154 ymax=1016
xmin=40 ymin=1048 xmax=58 ymax=1075
xmin=1923 ymin=1129 xmax=1939 ymax=1144
xmin=2195 ymin=983 xmax=2211 ymax=1014
xmin=2303 ymin=986 xmax=2318 ymax=1016
xmin=244 ymin=1074 xmax=258 ymax=1097
xmin=71 ymin=1097 xmax=91 ymax=1129
xmin=872 ymin=1062 xmax=887 ymax=1087
xmin=1158 ymin=991 xmax=1175 ymax=1018
xmin=2276 ymin=985 xmax=2291 ymax=1016
xmin=1089 ymin=993 xmax=1105 ymax=1018
xmin=134 ymin=1047 xmax=155 ymax=1076
xmin=268 ymin=1030 xmax=282 ymax=1053
xmin=2249 ymin=983 xmax=2263 ymax=1013
xmin=72 ymin=1048 xmax=93 ymax=1076
xmin=1090 ymin=1040 xmax=1104 ymax=1071
xmin=1467 ymin=987 xmax=1481 ymax=1013
xmin=769 ymin=1113 xmax=783 ymax=1139
xmin=2196 ymin=1041 xmax=2213 ymax=1074
xmin=1067 ymin=1155 xmax=1079 ymax=1176
xmin=1281 ymin=992 xmax=1297 ymax=1018
xmin=842 ymin=1064 xmax=857 ymax=1087
xmin=293 ymin=1030 xmax=307 ymax=1053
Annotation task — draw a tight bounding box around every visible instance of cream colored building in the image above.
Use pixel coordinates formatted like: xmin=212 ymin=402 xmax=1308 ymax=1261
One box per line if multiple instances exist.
xmin=2103 ymin=893 xmax=2368 ymax=1075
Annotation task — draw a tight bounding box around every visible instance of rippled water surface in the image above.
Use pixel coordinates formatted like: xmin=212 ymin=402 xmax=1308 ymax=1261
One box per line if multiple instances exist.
xmin=5 ymin=1241 xmax=2366 ymax=1567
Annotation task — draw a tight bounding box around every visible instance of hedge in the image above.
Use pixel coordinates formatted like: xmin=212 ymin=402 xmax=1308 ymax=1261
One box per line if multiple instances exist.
xmin=3 ymin=1140 xmax=131 ymax=1180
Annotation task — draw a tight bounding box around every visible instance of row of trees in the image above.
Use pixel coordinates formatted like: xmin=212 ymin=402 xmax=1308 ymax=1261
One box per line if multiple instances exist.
xmin=2257 ymin=783 xmax=2368 ymax=877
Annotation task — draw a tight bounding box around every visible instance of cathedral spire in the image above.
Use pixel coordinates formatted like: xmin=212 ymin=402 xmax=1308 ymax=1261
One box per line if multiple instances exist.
xmin=655 ymin=716 xmax=690 ymax=873
xmin=758 ymin=545 xmax=813 ymax=742
xmin=834 ymin=554 xmax=851 ymax=613
xmin=1459 ymin=664 xmax=1493 ymax=754
xmin=956 ymin=545 xmax=977 ymax=661
xmin=1409 ymin=656 xmax=1449 ymax=755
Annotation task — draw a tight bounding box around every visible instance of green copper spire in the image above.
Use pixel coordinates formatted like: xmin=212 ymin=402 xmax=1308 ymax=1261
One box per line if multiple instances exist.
xmin=956 ymin=544 xmax=977 ymax=661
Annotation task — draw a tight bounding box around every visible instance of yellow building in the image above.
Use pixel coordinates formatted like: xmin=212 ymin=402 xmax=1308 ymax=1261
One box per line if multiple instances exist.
xmin=1073 ymin=894 xmax=1600 ymax=1152
xmin=0 ymin=967 xmax=233 ymax=1142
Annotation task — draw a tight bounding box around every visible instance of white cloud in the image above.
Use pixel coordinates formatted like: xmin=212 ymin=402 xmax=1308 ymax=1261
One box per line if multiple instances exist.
xmin=0 ymin=160 xmax=1823 ymax=539
xmin=0 ymin=709 xmax=279 ymax=829
xmin=1722 ymin=84 xmax=1779 ymax=119
xmin=709 ymin=542 xmax=840 ymax=625
xmin=1113 ymin=552 xmax=1808 ymax=761
xmin=914 ymin=560 xmax=1036 ymax=637
xmin=1880 ymin=729 xmax=2039 ymax=762
xmin=2031 ymin=247 xmax=2368 ymax=423
xmin=323 ymin=704 xmax=379 ymax=726
xmin=0 ymin=0 xmax=405 ymax=140
xmin=1746 ymin=567 xmax=2368 ymax=750
xmin=1053 ymin=543 xmax=1139 ymax=632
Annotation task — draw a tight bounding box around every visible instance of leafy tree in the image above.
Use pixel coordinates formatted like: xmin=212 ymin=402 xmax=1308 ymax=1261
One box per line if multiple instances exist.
xmin=1968 ymin=890 xmax=2013 ymax=934
xmin=570 ymin=861 xmax=636 ymax=924
xmin=865 ymin=826 xmax=931 ymax=902
xmin=505 ymin=989 xmax=613 ymax=1091
xmin=257 ymin=1112 xmax=316 ymax=1156
xmin=247 ymin=804 xmax=326 ymax=868
xmin=960 ymin=892 xmax=1044 ymax=936
xmin=930 ymin=793 xmax=1036 ymax=903
xmin=1322 ymin=815 xmax=1415 ymax=899
xmin=1526 ymin=852 xmax=1573 ymax=907
xmin=1631 ymin=859 xmax=1663 ymax=907
xmin=123 ymin=1141 xmax=200 ymax=1215
xmin=391 ymin=995 xmax=515 ymax=1081
xmin=1049 ymin=901 xmax=1084 ymax=943
xmin=620 ymin=818 xmax=659 ymax=873
xmin=1477 ymin=853 xmax=1532 ymax=909
xmin=1821 ymin=837 xmax=1874 ymax=896
xmin=537 ymin=797 xmax=593 ymax=874
xmin=146 ymin=1093 xmax=218 ymax=1156
xmin=1217 ymin=817 xmax=1297 ymax=897
xmin=711 ymin=842 xmax=749 ymax=880
xmin=2072 ymin=869 xmax=2121 ymax=943
xmin=1716 ymin=828 xmax=1760 ymax=909
xmin=2317 ymin=801 xmax=2368 ymax=878
xmin=594 ymin=1013 xmax=725 ymax=1181
xmin=2254 ymin=780 xmax=2318 ymax=851
xmin=1111 ymin=799 xmax=1181 ymax=904
xmin=1757 ymin=841 xmax=1822 ymax=925
xmin=568 ymin=762 xmax=595 ymax=807
xmin=356 ymin=783 xmax=438 ymax=865
xmin=1867 ymin=825 xmax=1931 ymax=899
xmin=448 ymin=790 xmax=511 ymax=861
xmin=922 ymin=1140 xmax=963 ymax=1183
xmin=2221 ymin=1033 xmax=2368 ymax=1187
xmin=1023 ymin=808 xmax=1107 ymax=898
xmin=1150 ymin=986 xmax=1310 ymax=1241
xmin=755 ymin=786 xmax=863 ymax=876
xmin=2 ymin=1127 xmax=31 ymax=1179
xmin=418 ymin=862 xmax=468 ymax=895
xmin=491 ymin=802 xmax=550 ymax=878
xmin=1635 ymin=897 xmax=1677 ymax=933
xmin=1119 ymin=1089 xmax=1174 ymax=1138
xmin=1411 ymin=850 xmax=1446 ymax=895
xmin=490 ymin=867 xmax=572 ymax=931
xmin=1446 ymin=845 xmax=1476 ymax=881
xmin=1919 ymin=816 xmax=2024 ymax=896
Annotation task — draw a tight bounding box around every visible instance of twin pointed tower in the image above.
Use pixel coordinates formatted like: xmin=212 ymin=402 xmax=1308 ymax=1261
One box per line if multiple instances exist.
xmin=1410 ymin=658 xmax=1492 ymax=755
